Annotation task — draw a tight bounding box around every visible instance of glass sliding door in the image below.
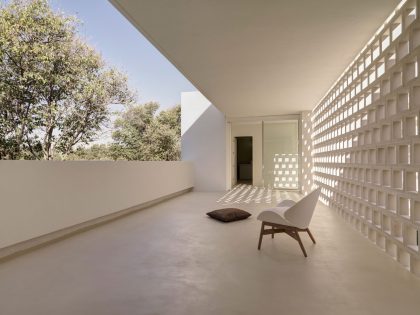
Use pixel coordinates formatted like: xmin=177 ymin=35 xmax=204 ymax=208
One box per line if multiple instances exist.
xmin=263 ymin=120 xmax=299 ymax=189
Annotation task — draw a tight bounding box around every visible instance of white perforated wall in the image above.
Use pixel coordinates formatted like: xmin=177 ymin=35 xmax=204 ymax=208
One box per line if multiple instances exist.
xmin=312 ymin=0 xmax=420 ymax=275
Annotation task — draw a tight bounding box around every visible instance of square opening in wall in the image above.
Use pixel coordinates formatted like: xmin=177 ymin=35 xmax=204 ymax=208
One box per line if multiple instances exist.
xmin=387 ymin=146 xmax=396 ymax=164
xmin=412 ymin=86 xmax=420 ymax=108
xmin=373 ymin=86 xmax=381 ymax=101
xmin=382 ymin=79 xmax=391 ymax=96
xmin=363 ymin=187 xmax=369 ymax=201
xmin=373 ymin=169 xmax=380 ymax=185
xmin=391 ymin=71 xmax=403 ymax=90
xmin=377 ymin=147 xmax=385 ymax=164
xmin=387 ymin=99 xmax=397 ymax=117
xmin=393 ymin=120 xmax=403 ymax=139
xmin=363 ymin=150 xmax=369 ymax=164
xmin=381 ymin=31 xmax=390 ymax=51
xmin=391 ymin=219 xmax=403 ymax=242
xmin=383 ymin=214 xmax=391 ymax=234
xmin=365 ymin=130 xmax=372 ymax=145
xmin=369 ymin=189 xmax=376 ymax=205
xmin=392 ymin=17 xmax=402 ymax=40
xmin=372 ymin=42 xmax=381 ymax=61
xmin=383 ymin=169 xmax=391 ymax=186
xmin=361 ymin=112 xmax=368 ymax=126
xmin=373 ymin=128 xmax=380 ymax=143
xmin=405 ymin=116 xmax=418 ymax=137
xmin=365 ymin=169 xmax=372 ymax=184
xmin=366 ymin=207 xmax=373 ymax=222
xmin=369 ymin=149 xmax=376 ymax=164
xmin=382 ymin=124 xmax=391 ymax=141
xmin=404 ymin=3 xmax=417 ymax=27
xmin=368 ymin=228 xmax=376 ymax=243
xmin=398 ymin=144 xmax=410 ymax=164
xmin=376 ymin=234 xmax=386 ymax=249
xmin=403 ymin=61 xmax=417 ymax=83
xmin=399 ymin=197 xmax=410 ymax=218
xmin=413 ymin=143 xmax=420 ymax=164
xmin=411 ymin=255 xmax=420 ymax=277
xmin=387 ymin=193 xmax=397 ymax=213
xmin=392 ymin=170 xmax=404 ymax=190
xmin=376 ymin=104 xmax=386 ymax=121
xmin=378 ymin=191 xmax=386 ymax=208
xmin=397 ymin=93 xmax=409 ymax=111
xmin=397 ymin=39 xmax=409 ymax=60
xmin=355 ymin=218 xmax=361 ymax=231
xmin=373 ymin=210 xmax=381 ymax=228
xmin=368 ymin=109 xmax=376 ymax=124
xmin=361 ymin=223 xmax=368 ymax=237
xmin=358 ymin=168 xmax=365 ymax=181
xmin=358 ymin=132 xmax=365 ymax=146
xmin=386 ymin=51 xmax=396 ymax=69
xmin=413 ymin=27 xmax=420 ymax=49
xmin=406 ymin=171 xmax=418 ymax=193
xmin=413 ymin=200 xmax=420 ymax=223
xmin=397 ymin=247 xmax=410 ymax=269
xmin=385 ymin=239 xmax=397 ymax=258
xmin=365 ymin=52 xmax=372 ymax=67
xmin=404 ymin=225 xmax=418 ymax=251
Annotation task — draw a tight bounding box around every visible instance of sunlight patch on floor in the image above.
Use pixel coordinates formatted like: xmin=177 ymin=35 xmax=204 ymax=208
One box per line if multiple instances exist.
xmin=217 ymin=184 xmax=300 ymax=205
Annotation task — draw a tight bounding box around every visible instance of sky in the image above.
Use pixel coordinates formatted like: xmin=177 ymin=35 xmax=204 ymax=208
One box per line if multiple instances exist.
xmin=51 ymin=0 xmax=196 ymax=111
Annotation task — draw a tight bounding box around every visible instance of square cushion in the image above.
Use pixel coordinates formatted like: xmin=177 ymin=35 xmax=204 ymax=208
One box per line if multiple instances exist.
xmin=206 ymin=208 xmax=251 ymax=222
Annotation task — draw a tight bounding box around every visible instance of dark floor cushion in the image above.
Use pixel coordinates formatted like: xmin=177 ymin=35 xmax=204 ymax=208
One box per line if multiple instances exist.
xmin=206 ymin=208 xmax=251 ymax=222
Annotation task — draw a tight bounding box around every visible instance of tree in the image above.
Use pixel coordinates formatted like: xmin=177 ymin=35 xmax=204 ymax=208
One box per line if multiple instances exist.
xmin=109 ymin=103 xmax=180 ymax=161
xmin=110 ymin=102 xmax=159 ymax=160
xmin=0 ymin=0 xmax=134 ymax=160
xmin=67 ymin=144 xmax=111 ymax=161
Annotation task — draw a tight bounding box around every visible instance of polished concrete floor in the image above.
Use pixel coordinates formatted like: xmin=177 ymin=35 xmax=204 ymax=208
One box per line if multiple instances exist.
xmin=1 ymin=186 xmax=420 ymax=315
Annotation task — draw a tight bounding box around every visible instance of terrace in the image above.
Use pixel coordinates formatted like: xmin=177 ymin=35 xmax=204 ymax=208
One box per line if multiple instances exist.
xmin=1 ymin=0 xmax=420 ymax=314
xmin=1 ymin=188 xmax=420 ymax=315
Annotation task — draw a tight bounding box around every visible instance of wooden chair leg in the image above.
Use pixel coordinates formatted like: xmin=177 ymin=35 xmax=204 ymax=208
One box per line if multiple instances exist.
xmin=258 ymin=222 xmax=265 ymax=250
xmin=272 ymin=228 xmax=275 ymax=239
xmin=306 ymin=228 xmax=316 ymax=244
xmin=295 ymin=230 xmax=307 ymax=257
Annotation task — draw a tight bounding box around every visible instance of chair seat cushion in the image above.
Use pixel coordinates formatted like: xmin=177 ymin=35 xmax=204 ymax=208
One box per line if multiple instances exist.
xmin=257 ymin=207 xmax=294 ymax=226
xmin=207 ymin=208 xmax=251 ymax=222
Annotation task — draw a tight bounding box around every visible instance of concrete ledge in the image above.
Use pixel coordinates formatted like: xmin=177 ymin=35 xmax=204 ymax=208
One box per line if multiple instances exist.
xmin=0 ymin=188 xmax=192 ymax=262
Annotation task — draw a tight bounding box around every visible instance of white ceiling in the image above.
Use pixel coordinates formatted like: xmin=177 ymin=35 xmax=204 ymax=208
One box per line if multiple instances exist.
xmin=110 ymin=0 xmax=401 ymax=117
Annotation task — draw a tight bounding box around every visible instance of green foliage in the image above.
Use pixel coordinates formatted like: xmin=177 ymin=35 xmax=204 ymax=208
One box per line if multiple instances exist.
xmin=67 ymin=144 xmax=112 ymax=161
xmin=110 ymin=102 xmax=159 ymax=160
xmin=110 ymin=103 xmax=180 ymax=161
xmin=0 ymin=0 xmax=181 ymax=161
xmin=0 ymin=0 xmax=134 ymax=159
xmin=71 ymin=103 xmax=181 ymax=161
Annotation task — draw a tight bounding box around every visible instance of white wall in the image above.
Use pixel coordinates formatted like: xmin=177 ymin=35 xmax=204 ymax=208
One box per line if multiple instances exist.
xmin=0 ymin=161 xmax=193 ymax=249
xmin=312 ymin=1 xmax=420 ymax=276
xmin=230 ymin=122 xmax=263 ymax=187
xmin=181 ymin=92 xmax=227 ymax=191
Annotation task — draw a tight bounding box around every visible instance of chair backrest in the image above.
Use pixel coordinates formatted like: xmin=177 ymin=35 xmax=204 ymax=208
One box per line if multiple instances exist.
xmin=284 ymin=188 xmax=321 ymax=229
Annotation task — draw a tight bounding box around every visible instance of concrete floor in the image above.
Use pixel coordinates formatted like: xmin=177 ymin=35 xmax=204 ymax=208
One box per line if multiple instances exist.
xmin=0 ymin=186 xmax=420 ymax=315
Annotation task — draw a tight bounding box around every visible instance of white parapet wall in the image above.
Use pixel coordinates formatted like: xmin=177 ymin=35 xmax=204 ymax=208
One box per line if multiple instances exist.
xmin=0 ymin=161 xmax=193 ymax=251
xmin=312 ymin=0 xmax=420 ymax=276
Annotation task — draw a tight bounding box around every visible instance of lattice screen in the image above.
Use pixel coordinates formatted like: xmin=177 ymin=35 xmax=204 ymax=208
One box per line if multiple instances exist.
xmin=312 ymin=0 xmax=420 ymax=276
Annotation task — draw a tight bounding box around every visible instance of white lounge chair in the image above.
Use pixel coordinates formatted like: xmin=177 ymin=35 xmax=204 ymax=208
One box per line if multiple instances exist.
xmin=256 ymin=188 xmax=321 ymax=257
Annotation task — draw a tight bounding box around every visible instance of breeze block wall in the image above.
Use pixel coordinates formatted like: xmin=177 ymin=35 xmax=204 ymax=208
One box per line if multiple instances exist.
xmin=312 ymin=0 xmax=420 ymax=276
xmin=301 ymin=111 xmax=314 ymax=195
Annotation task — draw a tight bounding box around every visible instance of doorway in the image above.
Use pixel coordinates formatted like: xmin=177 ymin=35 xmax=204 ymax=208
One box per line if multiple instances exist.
xmin=236 ymin=137 xmax=253 ymax=185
